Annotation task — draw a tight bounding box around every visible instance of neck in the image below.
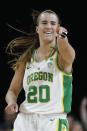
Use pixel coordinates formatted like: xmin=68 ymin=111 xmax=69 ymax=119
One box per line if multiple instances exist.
xmin=38 ymin=39 xmax=56 ymax=54
xmin=35 ymin=40 xmax=56 ymax=62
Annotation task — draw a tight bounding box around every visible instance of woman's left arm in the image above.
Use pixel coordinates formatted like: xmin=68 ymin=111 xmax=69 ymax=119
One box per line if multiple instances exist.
xmin=57 ymin=27 xmax=75 ymax=73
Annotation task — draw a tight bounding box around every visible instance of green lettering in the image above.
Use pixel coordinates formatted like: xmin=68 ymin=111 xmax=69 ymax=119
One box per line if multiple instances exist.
xmin=39 ymin=72 xmax=43 ymax=80
xmin=27 ymin=75 xmax=31 ymax=85
xmin=30 ymin=73 xmax=33 ymax=83
xmin=48 ymin=73 xmax=53 ymax=82
xmin=34 ymin=72 xmax=38 ymax=81
xmin=43 ymin=72 xmax=47 ymax=81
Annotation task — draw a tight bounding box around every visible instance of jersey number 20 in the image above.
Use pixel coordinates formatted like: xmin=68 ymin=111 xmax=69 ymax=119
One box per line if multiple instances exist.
xmin=27 ymin=85 xmax=50 ymax=103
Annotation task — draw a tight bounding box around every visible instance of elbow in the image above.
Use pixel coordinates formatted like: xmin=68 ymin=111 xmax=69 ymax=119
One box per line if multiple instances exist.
xmin=70 ymin=49 xmax=75 ymax=63
xmin=66 ymin=48 xmax=76 ymax=65
xmin=72 ymin=48 xmax=76 ymax=63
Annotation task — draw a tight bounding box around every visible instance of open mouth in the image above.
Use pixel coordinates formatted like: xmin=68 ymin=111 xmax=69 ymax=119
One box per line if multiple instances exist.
xmin=44 ymin=32 xmax=52 ymax=36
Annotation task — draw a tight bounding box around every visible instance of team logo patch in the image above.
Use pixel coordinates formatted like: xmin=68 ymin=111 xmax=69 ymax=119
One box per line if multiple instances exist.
xmin=27 ymin=66 xmax=30 ymax=69
xmin=26 ymin=64 xmax=34 ymax=70
xmin=26 ymin=65 xmax=32 ymax=69
xmin=48 ymin=62 xmax=53 ymax=68
xmin=50 ymin=58 xmax=53 ymax=61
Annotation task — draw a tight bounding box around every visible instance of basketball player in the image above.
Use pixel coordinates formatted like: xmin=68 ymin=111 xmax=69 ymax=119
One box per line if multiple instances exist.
xmin=5 ymin=9 xmax=75 ymax=131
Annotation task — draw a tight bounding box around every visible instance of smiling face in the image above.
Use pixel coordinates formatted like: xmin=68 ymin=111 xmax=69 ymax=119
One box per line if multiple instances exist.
xmin=36 ymin=12 xmax=60 ymax=44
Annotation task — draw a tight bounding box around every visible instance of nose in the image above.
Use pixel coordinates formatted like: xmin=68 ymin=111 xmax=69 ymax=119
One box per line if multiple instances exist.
xmin=46 ymin=23 xmax=52 ymax=28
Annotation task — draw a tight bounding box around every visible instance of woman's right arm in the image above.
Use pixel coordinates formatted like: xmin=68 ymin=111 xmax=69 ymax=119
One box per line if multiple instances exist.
xmin=5 ymin=62 xmax=25 ymax=114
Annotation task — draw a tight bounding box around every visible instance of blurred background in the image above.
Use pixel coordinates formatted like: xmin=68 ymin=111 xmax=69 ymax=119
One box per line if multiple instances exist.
xmin=0 ymin=4 xmax=87 ymax=131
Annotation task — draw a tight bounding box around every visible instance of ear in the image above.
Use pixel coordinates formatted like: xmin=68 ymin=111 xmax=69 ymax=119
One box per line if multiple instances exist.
xmin=36 ymin=26 xmax=39 ymax=34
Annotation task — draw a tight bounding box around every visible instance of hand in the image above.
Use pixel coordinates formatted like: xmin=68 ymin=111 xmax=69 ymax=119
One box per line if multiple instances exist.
xmin=5 ymin=103 xmax=18 ymax=114
xmin=56 ymin=26 xmax=68 ymax=39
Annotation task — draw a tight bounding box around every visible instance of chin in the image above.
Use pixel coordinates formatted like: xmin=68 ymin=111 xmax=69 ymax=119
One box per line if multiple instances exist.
xmin=45 ymin=40 xmax=53 ymax=44
xmin=44 ymin=38 xmax=53 ymax=43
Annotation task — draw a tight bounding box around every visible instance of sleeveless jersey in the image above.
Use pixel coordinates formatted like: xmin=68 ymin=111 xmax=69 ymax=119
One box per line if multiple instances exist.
xmin=19 ymin=49 xmax=72 ymax=114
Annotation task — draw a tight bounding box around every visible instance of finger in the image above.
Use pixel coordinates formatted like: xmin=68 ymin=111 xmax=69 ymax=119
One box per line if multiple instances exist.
xmin=59 ymin=27 xmax=68 ymax=35
xmin=5 ymin=106 xmax=12 ymax=114
xmin=11 ymin=104 xmax=18 ymax=113
xmin=15 ymin=104 xmax=18 ymax=112
xmin=57 ymin=28 xmax=68 ymax=39
xmin=11 ymin=106 xmax=16 ymax=112
xmin=59 ymin=28 xmax=63 ymax=34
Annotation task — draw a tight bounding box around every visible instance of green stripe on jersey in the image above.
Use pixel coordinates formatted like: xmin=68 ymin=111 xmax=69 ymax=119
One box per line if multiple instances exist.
xmin=57 ymin=119 xmax=69 ymax=131
xmin=63 ymin=74 xmax=72 ymax=113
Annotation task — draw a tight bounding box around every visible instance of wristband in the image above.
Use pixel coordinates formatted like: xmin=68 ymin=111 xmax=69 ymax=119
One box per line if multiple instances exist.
xmin=61 ymin=32 xmax=67 ymax=38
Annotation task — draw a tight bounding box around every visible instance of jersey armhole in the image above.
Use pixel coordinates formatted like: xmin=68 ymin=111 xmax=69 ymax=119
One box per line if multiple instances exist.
xmin=55 ymin=51 xmax=72 ymax=76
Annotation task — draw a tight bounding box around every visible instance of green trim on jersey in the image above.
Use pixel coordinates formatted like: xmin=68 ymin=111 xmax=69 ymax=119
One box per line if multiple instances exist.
xmin=32 ymin=49 xmax=36 ymax=62
xmin=55 ymin=51 xmax=72 ymax=113
xmin=57 ymin=119 xmax=69 ymax=131
xmin=62 ymin=74 xmax=72 ymax=113
xmin=46 ymin=47 xmax=56 ymax=61
xmin=56 ymin=119 xmax=69 ymax=131
xmin=55 ymin=51 xmax=72 ymax=76
xmin=32 ymin=47 xmax=56 ymax=62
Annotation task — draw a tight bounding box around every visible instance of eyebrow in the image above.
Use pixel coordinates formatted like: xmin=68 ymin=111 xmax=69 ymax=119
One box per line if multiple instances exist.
xmin=41 ymin=20 xmax=57 ymax=23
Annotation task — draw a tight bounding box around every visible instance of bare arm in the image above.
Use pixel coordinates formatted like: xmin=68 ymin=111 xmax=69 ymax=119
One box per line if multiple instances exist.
xmin=57 ymin=27 xmax=75 ymax=73
xmin=5 ymin=62 xmax=25 ymax=114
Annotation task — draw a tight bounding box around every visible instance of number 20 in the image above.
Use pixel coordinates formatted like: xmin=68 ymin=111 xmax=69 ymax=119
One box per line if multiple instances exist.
xmin=27 ymin=85 xmax=50 ymax=103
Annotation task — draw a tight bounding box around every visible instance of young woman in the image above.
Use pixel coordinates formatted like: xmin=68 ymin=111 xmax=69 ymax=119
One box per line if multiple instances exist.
xmin=5 ymin=9 xmax=75 ymax=131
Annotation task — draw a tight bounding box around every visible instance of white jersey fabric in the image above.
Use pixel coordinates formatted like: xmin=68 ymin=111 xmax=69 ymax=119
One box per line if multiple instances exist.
xmin=19 ymin=49 xmax=72 ymax=114
xmin=13 ymin=113 xmax=68 ymax=131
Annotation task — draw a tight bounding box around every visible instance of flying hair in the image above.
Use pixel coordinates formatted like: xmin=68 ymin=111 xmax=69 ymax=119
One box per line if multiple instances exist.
xmin=6 ymin=9 xmax=58 ymax=70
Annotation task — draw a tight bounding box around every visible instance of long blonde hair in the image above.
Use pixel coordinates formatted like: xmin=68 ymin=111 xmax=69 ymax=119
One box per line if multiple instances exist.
xmin=6 ymin=9 xmax=59 ymax=70
xmin=6 ymin=34 xmax=39 ymax=70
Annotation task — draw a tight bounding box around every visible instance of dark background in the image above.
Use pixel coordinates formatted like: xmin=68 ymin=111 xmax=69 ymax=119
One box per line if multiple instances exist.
xmin=0 ymin=5 xmax=86 ymax=122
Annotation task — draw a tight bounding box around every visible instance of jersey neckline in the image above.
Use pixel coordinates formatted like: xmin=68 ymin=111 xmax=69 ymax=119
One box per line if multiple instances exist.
xmin=31 ymin=46 xmax=57 ymax=63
